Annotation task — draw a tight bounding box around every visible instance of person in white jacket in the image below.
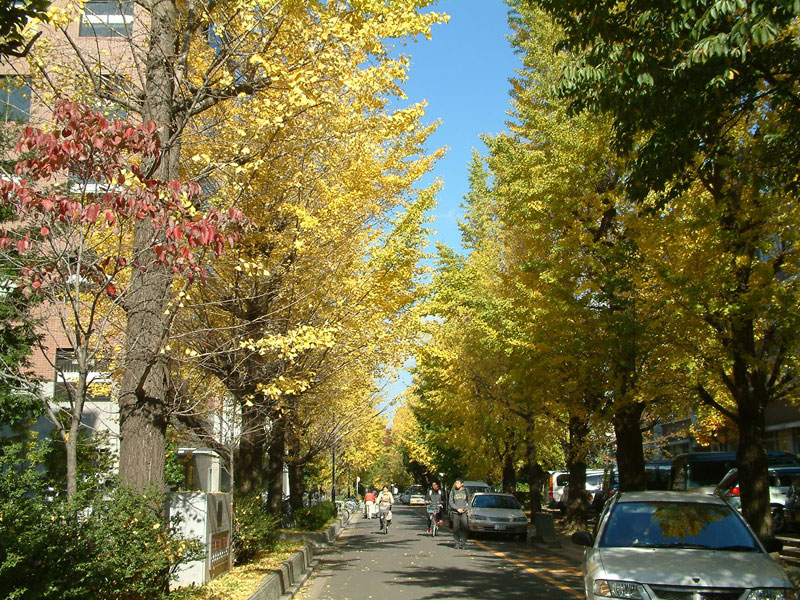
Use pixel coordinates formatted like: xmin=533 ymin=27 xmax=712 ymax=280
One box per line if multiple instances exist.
xmin=376 ymin=486 xmax=394 ymax=531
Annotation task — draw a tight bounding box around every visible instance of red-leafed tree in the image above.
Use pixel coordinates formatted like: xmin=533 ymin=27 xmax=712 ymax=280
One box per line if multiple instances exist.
xmin=0 ymin=99 xmax=243 ymax=498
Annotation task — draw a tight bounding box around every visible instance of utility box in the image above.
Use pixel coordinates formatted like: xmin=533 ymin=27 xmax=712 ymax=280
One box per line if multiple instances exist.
xmin=177 ymin=448 xmax=229 ymax=493
xmin=169 ymin=492 xmax=233 ymax=588
xmin=533 ymin=512 xmax=556 ymax=540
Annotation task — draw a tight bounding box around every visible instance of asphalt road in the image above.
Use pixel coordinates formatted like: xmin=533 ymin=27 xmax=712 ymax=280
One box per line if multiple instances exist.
xmin=296 ymin=504 xmax=585 ymax=600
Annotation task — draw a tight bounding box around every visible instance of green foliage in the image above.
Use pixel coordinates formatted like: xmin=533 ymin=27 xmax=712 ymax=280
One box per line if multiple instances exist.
xmin=164 ymin=434 xmax=186 ymax=490
xmin=292 ymin=502 xmax=336 ymax=531
xmin=232 ymin=494 xmax=279 ymax=565
xmin=0 ymin=190 xmax=41 ymax=428
xmin=0 ymin=0 xmax=50 ymax=57
xmin=43 ymin=426 xmax=115 ymax=493
xmin=528 ymin=0 xmax=800 ymax=198
xmin=0 ymin=437 xmax=201 ymax=600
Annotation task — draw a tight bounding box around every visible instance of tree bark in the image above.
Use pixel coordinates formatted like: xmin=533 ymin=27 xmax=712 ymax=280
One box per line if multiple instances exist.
xmin=288 ymin=461 xmax=304 ymax=511
xmin=613 ymin=401 xmax=647 ymax=491
xmin=64 ymin=366 xmax=88 ymax=499
xmin=235 ymin=401 xmax=266 ymax=495
xmin=286 ymin=428 xmax=304 ymax=511
xmin=265 ymin=416 xmax=286 ymax=514
xmin=729 ymin=320 xmax=772 ymax=538
xmin=737 ymin=397 xmax=771 ymax=538
xmin=524 ymin=420 xmax=545 ymax=513
xmin=502 ymin=453 xmax=516 ymax=494
xmin=117 ymin=0 xmax=178 ymax=493
xmin=563 ymin=415 xmax=589 ymax=530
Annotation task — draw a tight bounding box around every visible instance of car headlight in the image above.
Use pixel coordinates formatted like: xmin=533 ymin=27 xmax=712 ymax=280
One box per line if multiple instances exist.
xmin=592 ymin=580 xmax=649 ymax=599
xmin=747 ymin=590 xmax=796 ymax=600
xmin=470 ymin=514 xmax=488 ymax=520
xmin=514 ymin=516 xmax=528 ymax=523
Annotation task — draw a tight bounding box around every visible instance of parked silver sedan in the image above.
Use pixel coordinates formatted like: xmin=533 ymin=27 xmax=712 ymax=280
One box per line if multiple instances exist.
xmin=466 ymin=492 xmax=528 ymax=540
xmin=572 ymin=491 xmax=794 ymax=600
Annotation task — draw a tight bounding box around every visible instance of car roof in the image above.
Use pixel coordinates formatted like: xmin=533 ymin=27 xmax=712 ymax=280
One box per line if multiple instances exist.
xmin=616 ymin=490 xmax=727 ymax=505
xmin=471 ymin=492 xmax=513 ymax=497
xmin=461 ymin=481 xmax=490 ymax=486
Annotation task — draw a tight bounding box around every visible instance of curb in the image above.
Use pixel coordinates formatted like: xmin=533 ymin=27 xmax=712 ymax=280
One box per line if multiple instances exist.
xmin=247 ymin=513 xmax=353 ymax=600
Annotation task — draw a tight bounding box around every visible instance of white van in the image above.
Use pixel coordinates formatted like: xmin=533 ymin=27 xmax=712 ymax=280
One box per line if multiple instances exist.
xmin=461 ymin=480 xmax=492 ymax=498
xmin=545 ymin=470 xmax=604 ymax=509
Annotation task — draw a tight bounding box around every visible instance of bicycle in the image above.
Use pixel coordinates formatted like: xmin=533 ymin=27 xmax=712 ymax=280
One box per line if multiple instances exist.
xmin=378 ymin=508 xmax=392 ymax=534
xmin=281 ymin=498 xmax=295 ymax=529
xmin=427 ymin=504 xmax=442 ymax=537
xmin=343 ymin=496 xmax=361 ymax=515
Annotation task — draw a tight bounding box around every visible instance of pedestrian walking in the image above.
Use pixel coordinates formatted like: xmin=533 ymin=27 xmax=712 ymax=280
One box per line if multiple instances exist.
xmin=364 ymin=488 xmax=376 ymax=518
xmin=448 ymin=478 xmax=470 ymax=549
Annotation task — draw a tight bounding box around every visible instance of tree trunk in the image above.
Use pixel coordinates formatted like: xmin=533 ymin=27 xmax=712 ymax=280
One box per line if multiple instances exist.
xmin=117 ymin=0 xmax=178 ymax=493
xmin=286 ymin=428 xmax=304 ymax=511
xmin=235 ymin=401 xmax=266 ymax=495
xmin=65 ymin=368 xmax=87 ymax=499
xmin=524 ymin=420 xmax=545 ymax=513
xmin=118 ymin=260 xmax=170 ymax=491
xmin=731 ymin=331 xmax=771 ymax=538
xmin=502 ymin=453 xmax=516 ymax=494
xmin=563 ymin=415 xmax=589 ymax=530
xmin=265 ymin=416 xmax=286 ymax=514
xmin=613 ymin=401 xmax=647 ymax=491
xmin=288 ymin=461 xmax=304 ymax=511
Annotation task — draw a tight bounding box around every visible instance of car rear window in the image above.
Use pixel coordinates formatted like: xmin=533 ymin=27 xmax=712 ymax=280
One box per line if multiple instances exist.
xmin=472 ymin=495 xmax=521 ymax=509
xmin=599 ymin=501 xmax=759 ymax=551
xmin=556 ymin=474 xmax=570 ymax=486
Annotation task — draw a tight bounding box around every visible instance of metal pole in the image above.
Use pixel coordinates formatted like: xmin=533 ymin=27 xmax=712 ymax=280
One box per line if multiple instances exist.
xmin=332 ymin=443 xmax=336 ymax=515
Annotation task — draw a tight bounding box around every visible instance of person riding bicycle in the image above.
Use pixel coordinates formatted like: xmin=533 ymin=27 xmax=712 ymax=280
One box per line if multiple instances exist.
xmin=376 ymin=485 xmax=394 ymax=531
xmin=425 ymin=481 xmax=444 ymax=534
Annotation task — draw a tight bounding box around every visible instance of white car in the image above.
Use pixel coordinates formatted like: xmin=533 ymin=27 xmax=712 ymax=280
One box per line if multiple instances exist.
xmin=466 ymin=492 xmax=528 ymax=540
xmin=715 ymin=466 xmax=800 ymax=533
xmin=572 ymin=490 xmax=793 ymax=600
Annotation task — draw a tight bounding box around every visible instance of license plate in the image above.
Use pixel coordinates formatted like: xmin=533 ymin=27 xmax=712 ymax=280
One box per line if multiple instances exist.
xmin=493 ymin=524 xmax=506 ymax=531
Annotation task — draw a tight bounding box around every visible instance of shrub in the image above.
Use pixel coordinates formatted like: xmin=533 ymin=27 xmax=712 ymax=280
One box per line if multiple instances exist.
xmin=232 ymin=494 xmax=279 ymax=565
xmin=293 ymin=502 xmax=336 ymax=531
xmin=0 ymin=438 xmax=200 ymax=600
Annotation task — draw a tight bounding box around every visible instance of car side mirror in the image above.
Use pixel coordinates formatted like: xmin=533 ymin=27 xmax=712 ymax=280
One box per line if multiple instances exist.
xmin=762 ymin=537 xmax=783 ymax=553
xmin=571 ymin=531 xmax=594 ymax=546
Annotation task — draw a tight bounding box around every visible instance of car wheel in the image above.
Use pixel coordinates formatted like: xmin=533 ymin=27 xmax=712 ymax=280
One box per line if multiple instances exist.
xmin=772 ymin=507 xmax=786 ymax=534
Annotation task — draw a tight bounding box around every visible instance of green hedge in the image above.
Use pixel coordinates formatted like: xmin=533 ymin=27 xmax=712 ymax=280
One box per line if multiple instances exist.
xmin=232 ymin=494 xmax=279 ymax=564
xmin=292 ymin=502 xmax=336 ymax=531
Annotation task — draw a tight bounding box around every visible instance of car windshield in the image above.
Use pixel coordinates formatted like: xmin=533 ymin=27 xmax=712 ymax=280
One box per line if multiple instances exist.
xmin=472 ymin=495 xmax=521 ymax=509
xmin=599 ymin=501 xmax=760 ymax=551
xmin=775 ymin=470 xmax=800 ymax=487
xmin=586 ymin=474 xmax=603 ymax=487
xmin=409 ymin=485 xmax=423 ymax=496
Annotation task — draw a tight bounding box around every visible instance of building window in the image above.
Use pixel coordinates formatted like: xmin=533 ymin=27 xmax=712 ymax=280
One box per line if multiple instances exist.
xmin=55 ymin=348 xmax=79 ymax=374
xmin=0 ymin=76 xmax=31 ymax=122
xmin=79 ymin=0 xmax=134 ymax=37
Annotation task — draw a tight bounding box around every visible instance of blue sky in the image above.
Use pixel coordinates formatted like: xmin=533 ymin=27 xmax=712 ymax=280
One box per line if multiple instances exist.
xmin=382 ymin=0 xmax=521 ymax=409
xmin=404 ymin=0 xmax=520 ymax=253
